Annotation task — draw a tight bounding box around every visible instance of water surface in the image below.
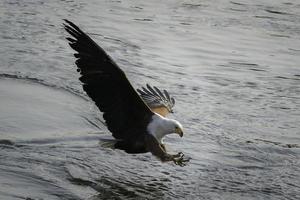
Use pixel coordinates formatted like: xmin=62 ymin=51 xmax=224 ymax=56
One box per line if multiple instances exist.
xmin=0 ymin=0 xmax=300 ymax=199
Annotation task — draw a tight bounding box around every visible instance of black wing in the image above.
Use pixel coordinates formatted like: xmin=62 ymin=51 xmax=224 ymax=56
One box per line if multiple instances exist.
xmin=137 ymin=84 xmax=175 ymax=113
xmin=63 ymin=20 xmax=153 ymax=140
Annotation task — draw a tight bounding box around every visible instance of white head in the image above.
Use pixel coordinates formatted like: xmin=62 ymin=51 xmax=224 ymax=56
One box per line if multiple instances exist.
xmin=147 ymin=114 xmax=184 ymax=142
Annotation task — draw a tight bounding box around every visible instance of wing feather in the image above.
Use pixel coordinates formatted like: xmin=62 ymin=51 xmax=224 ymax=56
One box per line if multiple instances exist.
xmin=137 ymin=84 xmax=175 ymax=114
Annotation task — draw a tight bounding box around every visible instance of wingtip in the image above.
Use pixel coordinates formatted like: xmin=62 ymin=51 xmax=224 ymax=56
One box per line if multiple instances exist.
xmin=62 ymin=19 xmax=69 ymax=28
xmin=62 ymin=19 xmax=85 ymax=38
xmin=62 ymin=19 xmax=75 ymax=28
xmin=171 ymin=97 xmax=175 ymax=105
xmin=63 ymin=19 xmax=71 ymax=24
xmin=146 ymin=83 xmax=151 ymax=90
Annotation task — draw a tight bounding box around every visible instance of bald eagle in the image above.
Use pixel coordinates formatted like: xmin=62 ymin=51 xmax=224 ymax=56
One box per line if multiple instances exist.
xmin=63 ymin=20 xmax=189 ymax=166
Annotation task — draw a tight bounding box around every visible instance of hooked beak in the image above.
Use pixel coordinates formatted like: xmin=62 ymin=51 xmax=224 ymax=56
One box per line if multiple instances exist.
xmin=175 ymin=127 xmax=184 ymax=137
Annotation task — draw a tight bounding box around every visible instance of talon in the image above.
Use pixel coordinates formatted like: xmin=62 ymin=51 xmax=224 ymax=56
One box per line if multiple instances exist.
xmin=172 ymin=153 xmax=191 ymax=166
xmin=177 ymin=152 xmax=184 ymax=157
xmin=179 ymin=153 xmax=184 ymax=159
xmin=173 ymin=152 xmax=184 ymax=158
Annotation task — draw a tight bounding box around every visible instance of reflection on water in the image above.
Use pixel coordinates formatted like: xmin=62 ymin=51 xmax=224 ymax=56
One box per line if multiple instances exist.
xmin=0 ymin=0 xmax=300 ymax=199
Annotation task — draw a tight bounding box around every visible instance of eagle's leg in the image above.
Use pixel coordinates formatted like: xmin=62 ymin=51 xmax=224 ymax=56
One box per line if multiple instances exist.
xmin=161 ymin=144 xmax=183 ymax=158
xmin=164 ymin=152 xmax=189 ymax=167
xmin=146 ymin=134 xmax=189 ymax=166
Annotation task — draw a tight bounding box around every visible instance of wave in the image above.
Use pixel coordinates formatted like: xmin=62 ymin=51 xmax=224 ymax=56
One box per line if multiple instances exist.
xmin=0 ymin=72 xmax=89 ymax=101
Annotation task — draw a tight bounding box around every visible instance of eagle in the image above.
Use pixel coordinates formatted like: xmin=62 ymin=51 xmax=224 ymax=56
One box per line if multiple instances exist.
xmin=63 ymin=20 xmax=189 ymax=166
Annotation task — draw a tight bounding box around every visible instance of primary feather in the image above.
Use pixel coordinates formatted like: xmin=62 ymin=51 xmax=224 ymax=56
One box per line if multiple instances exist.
xmin=137 ymin=84 xmax=175 ymax=112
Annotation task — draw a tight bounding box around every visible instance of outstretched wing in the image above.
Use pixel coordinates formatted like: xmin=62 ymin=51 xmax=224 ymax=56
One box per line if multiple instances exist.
xmin=137 ymin=84 xmax=175 ymax=117
xmin=63 ymin=20 xmax=153 ymax=140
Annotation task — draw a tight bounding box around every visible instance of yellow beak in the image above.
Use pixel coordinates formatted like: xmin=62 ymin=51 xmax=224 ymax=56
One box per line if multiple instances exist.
xmin=175 ymin=127 xmax=184 ymax=137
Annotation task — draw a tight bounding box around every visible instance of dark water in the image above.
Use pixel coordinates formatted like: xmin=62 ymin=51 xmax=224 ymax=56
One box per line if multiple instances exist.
xmin=1 ymin=0 xmax=300 ymax=199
